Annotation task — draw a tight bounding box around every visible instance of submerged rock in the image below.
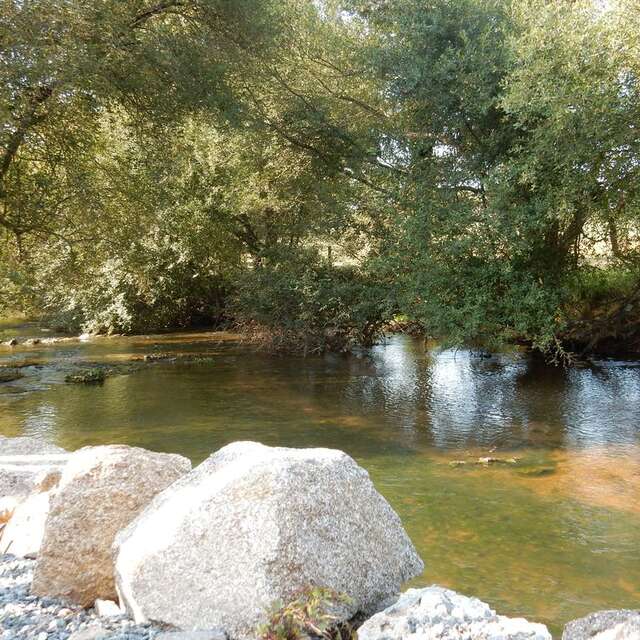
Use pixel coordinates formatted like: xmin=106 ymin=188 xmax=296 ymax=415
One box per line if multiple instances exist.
xmin=449 ymin=457 xmax=519 ymax=468
xmin=357 ymin=586 xmax=551 ymax=640
xmin=143 ymin=353 xmax=176 ymax=362
xmin=114 ymin=441 xmax=424 ymax=639
xmin=0 ymin=368 xmax=23 ymax=383
xmin=563 ymin=610 xmax=640 ymax=640
xmin=32 ymin=445 xmax=191 ymax=606
xmin=65 ymin=368 xmax=107 ymax=384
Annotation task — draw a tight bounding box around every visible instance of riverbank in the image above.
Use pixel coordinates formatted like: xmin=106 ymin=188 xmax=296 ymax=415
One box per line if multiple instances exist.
xmin=6 ymin=309 xmax=640 ymax=363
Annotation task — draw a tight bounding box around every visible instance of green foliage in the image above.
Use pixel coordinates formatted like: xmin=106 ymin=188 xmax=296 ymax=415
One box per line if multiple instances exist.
xmin=64 ymin=368 xmax=106 ymax=384
xmin=2 ymin=0 xmax=640 ymax=357
xmin=235 ymin=250 xmax=394 ymax=353
xmin=257 ymin=586 xmax=355 ymax=640
xmin=359 ymin=0 xmax=640 ymax=354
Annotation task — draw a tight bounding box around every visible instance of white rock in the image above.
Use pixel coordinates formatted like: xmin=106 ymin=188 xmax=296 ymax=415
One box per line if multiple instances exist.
xmin=114 ymin=441 xmax=424 ymax=640
xmin=563 ymin=610 xmax=640 ymax=640
xmin=357 ymin=586 xmax=552 ymax=640
xmin=0 ymin=435 xmax=66 ymax=456
xmin=0 ymin=490 xmax=52 ymax=557
xmin=32 ymin=444 xmax=191 ymax=605
xmin=94 ymin=599 xmax=122 ymax=617
xmin=0 ymin=436 xmax=68 ymax=499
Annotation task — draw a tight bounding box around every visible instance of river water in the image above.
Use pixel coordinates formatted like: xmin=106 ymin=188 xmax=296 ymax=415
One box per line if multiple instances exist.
xmin=1 ymin=330 xmax=639 ymax=635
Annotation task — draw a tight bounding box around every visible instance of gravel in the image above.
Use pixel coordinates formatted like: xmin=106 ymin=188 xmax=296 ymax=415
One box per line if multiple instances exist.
xmin=0 ymin=555 xmax=165 ymax=639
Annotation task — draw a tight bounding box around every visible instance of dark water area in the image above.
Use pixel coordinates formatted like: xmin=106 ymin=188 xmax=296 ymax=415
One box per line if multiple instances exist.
xmin=1 ymin=329 xmax=640 ymax=635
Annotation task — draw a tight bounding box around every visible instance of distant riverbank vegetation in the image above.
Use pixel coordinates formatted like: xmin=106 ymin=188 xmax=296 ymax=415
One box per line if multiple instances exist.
xmin=1 ymin=0 xmax=639 ymax=359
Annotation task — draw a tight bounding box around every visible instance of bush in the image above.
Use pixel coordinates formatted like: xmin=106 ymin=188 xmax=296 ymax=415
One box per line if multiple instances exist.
xmin=233 ymin=251 xmax=394 ymax=354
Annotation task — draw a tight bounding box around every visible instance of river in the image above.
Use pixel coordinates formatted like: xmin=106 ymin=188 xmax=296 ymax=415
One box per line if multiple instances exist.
xmin=1 ymin=329 xmax=639 ymax=635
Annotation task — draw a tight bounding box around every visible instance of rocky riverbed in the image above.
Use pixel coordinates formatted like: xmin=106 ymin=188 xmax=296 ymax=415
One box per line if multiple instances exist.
xmin=0 ymin=555 xmax=163 ymax=640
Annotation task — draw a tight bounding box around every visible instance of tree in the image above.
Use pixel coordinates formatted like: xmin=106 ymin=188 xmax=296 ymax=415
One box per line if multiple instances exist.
xmin=354 ymin=0 xmax=640 ymax=354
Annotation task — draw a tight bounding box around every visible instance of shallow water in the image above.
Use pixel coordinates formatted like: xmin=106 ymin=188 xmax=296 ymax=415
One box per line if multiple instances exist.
xmin=1 ymin=331 xmax=640 ymax=635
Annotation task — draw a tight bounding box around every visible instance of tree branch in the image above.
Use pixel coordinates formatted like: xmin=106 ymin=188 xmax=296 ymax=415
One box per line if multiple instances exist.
xmin=0 ymin=84 xmax=54 ymax=188
xmin=129 ymin=1 xmax=188 ymax=28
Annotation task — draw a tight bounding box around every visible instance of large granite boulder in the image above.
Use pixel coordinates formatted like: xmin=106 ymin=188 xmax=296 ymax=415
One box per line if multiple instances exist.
xmin=563 ymin=610 xmax=640 ymax=640
xmin=32 ymin=445 xmax=191 ymax=606
xmin=357 ymin=587 xmax=551 ymax=640
xmin=0 ymin=436 xmax=69 ymax=499
xmin=114 ymin=441 xmax=423 ymax=639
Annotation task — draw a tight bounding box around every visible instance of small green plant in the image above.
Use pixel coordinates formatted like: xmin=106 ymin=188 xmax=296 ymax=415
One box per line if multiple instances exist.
xmin=257 ymin=586 xmax=356 ymax=640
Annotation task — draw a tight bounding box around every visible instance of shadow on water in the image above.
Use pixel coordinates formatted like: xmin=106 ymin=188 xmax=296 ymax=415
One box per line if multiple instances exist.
xmin=1 ymin=333 xmax=640 ymax=635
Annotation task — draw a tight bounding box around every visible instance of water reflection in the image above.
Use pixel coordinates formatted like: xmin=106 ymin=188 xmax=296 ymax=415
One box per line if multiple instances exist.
xmin=23 ymin=402 xmax=59 ymax=441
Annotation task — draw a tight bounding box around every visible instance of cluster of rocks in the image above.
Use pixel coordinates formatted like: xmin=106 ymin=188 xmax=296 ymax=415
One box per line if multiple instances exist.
xmin=1 ymin=554 xmax=164 ymax=640
xmin=0 ymin=435 xmax=637 ymax=640
xmin=1 ymin=336 xmax=92 ymax=348
xmin=563 ymin=610 xmax=640 ymax=640
xmin=358 ymin=587 xmax=551 ymax=640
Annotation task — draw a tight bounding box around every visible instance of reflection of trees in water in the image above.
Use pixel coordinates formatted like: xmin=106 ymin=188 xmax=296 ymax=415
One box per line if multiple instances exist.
xmin=340 ymin=337 xmax=430 ymax=449
xmin=5 ymin=335 xmax=640 ymax=457
xmin=343 ymin=337 xmax=640 ymax=451
xmin=344 ymin=337 xmax=531 ymax=449
xmin=562 ymin=365 xmax=640 ymax=447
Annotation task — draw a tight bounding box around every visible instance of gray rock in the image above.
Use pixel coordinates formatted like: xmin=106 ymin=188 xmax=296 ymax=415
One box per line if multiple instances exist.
xmin=563 ymin=610 xmax=640 ymax=640
xmin=114 ymin=441 xmax=424 ymax=640
xmin=357 ymin=586 xmax=551 ymax=640
xmin=68 ymin=625 xmax=110 ymax=640
xmin=94 ymin=598 xmax=123 ymax=617
xmin=0 ymin=436 xmax=65 ymax=456
xmin=32 ymin=445 xmax=191 ymax=606
xmin=0 ymin=436 xmax=68 ymax=500
xmin=156 ymin=632 xmax=227 ymax=640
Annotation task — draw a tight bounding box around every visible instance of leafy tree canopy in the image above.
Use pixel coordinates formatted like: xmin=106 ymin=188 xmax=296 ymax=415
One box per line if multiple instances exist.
xmin=1 ymin=0 xmax=639 ymax=357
